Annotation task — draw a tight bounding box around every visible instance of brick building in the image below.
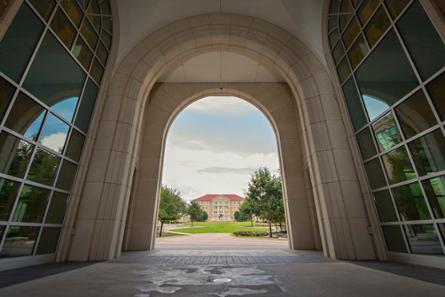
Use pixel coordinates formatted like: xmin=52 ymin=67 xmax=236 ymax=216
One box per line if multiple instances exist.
xmin=192 ymin=194 xmax=244 ymax=221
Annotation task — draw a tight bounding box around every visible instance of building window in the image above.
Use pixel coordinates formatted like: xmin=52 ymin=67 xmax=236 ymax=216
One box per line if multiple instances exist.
xmin=0 ymin=0 xmax=113 ymax=259
xmin=329 ymin=0 xmax=445 ymax=256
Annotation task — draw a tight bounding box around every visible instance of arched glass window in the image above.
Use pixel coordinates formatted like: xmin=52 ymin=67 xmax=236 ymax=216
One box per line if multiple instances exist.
xmin=0 ymin=0 xmax=113 ymax=258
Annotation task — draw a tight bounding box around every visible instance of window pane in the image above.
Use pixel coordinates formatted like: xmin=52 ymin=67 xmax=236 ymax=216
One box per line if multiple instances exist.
xmin=395 ymin=90 xmax=436 ymax=139
xmin=12 ymin=185 xmax=50 ymax=223
xmin=102 ymin=16 xmax=112 ymax=32
xmin=45 ymin=192 xmax=68 ymax=224
xmin=422 ymin=176 xmax=445 ymax=218
xmin=101 ymin=30 xmax=112 ymax=49
xmin=61 ymin=0 xmax=83 ymax=27
xmin=392 ymin=182 xmax=431 ymax=221
xmin=28 ymin=0 xmax=55 ymax=21
xmin=0 ymin=226 xmax=39 ymax=257
xmin=50 ymin=8 xmax=76 ymax=49
xmin=342 ymin=17 xmax=360 ymax=49
xmin=374 ymin=190 xmax=398 ymax=222
xmin=100 ymin=0 xmax=111 ymax=15
xmin=382 ymin=146 xmax=416 ymax=184
xmin=72 ymin=36 xmax=93 ymax=70
xmin=0 ymin=4 xmax=44 ymax=81
xmin=5 ymin=92 xmax=45 ymax=141
xmin=426 ymin=70 xmax=445 ymax=121
xmin=80 ymin=18 xmax=98 ymax=49
xmin=365 ymin=6 xmax=391 ymax=48
xmin=397 ymin=1 xmax=445 ymax=80
xmin=0 ymin=73 xmax=16 ymax=121
xmin=404 ymin=224 xmax=443 ymax=255
xmin=39 ymin=114 xmax=70 ymax=153
xmin=364 ymin=158 xmax=387 ymax=189
xmin=348 ymin=34 xmax=368 ymax=69
xmin=337 ymin=57 xmax=351 ymax=83
xmin=90 ymin=58 xmax=104 ymax=84
xmin=329 ymin=28 xmax=340 ymax=49
xmin=36 ymin=227 xmax=61 ymax=255
xmin=372 ymin=112 xmax=402 ymax=152
xmin=75 ymin=79 xmax=98 ymax=132
xmin=65 ymin=129 xmax=85 ymax=161
xmin=332 ymin=42 xmax=345 ymax=65
xmin=356 ymin=128 xmax=376 ymax=160
xmin=23 ymin=33 xmax=86 ymax=121
xmin=96 ymin=42 xmax=108 ymax=65
xmin=0 ymin=178 xmax=20 ymax=221
xmin=0 ymin=132 xmax=34 ymax=178
xmin=382 ymin=225 xmax=408 ymax=253
xmin=358 ymin=0 xmax=380 ymax=25
xmin=343 ymin=75 xmax=368 ymax=130
xmin=385 ymin=0 xmax=410 ymax=19
xmin=27 ymin=148 xmax=60 ymax=186
xmin=356 ymin=30 xmax=418 ymax=120
xmin=56 ymin=160 xmax=77 ymax=191
xmin=408 ymin=130 xmax=445 ymax=176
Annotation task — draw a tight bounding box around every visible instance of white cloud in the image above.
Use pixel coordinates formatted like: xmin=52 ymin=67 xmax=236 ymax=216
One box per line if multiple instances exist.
xmin=40 ymin=132 xmax=67 ymax=152
xmin=187 ymin=96 xmax=256 ymax=115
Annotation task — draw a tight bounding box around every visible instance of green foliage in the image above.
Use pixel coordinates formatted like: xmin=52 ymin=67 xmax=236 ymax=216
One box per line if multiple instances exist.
xmin=233 ymin=230 xmax=269 ymax=237
xmin=158 ymin=186 xmax=186 ymax=223
xmin=234 ymin=210 xmax=248 ymax=222
xmin=187 ymin=202 xmax=208 ymax=225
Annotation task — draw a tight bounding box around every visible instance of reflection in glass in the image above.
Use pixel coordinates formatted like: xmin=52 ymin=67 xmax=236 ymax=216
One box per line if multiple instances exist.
xmin=0 ymin=178 xmax=20 ymax=221
xmin=395 ymin=90 xmax=436 ymax=139
xmin=357 ymin=0 xmax=380 ymax=25
xmin=337 ymin=57 xmax=351 ymax=83
xmin=0 ymin=132 xmax=34 ymax=178
xmin=392 ymin=182 xmax=431 ymax=221
xmin=404 ymin=224 xmax=443 ymax=255
xmin=342 ymin=17 xmax=360 ymax=49
xmin=66 ymin=129 xmax=85 ymax=161
xmin=332 ymin=42 xmax=345 ymax=65
xmin=348 ymin=34 xmax=368 ymax=69
xmin=384 ymin=0 xmax=410 ymax=19
xmin=0 ymin=76 xmax=16 ymax=122
xmin=90 ymin=58 xmax=104 ymax=84
xmin=61 ymin=0 xmax=83 ymax=27
xmin=23 ymin=32 xmax=85 ymax=121
xmin=80 ymin=18 xmax=98 ymax=49
xmin=372 ymin=112 xmax=402 ymax=152
xmin=12 ymin=185 xmax=50 ymax=223
xmin=374 ymin=190 xmax=397 ymax=222
xmin=397 ymin=1 xmax=445 ymax=80
xmin=56 ymin=160 xmax=77 ymax=190
xmin=0 ymin=226 xmax=39 ymax=257
xmin=356 ymin=128 xmax=376 ymax=160
xmin=72 ymin=36 xmax=93 ymax=70
xmin=36 ymin=227 xmax=61 ymax=254
xmin=50 ymin=8 xmax=76 ymax=48
xmin=45 ymin=192 xmax=68 ymax=224
xmin=0 ymin=4 xmax=44 ymax=81
xmin=27 ymin=148 xmax=60 ymax=186
xmin=5 ymin=92 xmax=45 ymax=140
xmin=408 ymin=130 xmax=445 ymax=176
xmin=365 ymin=6 xmax=390 ymax=48
xmin=382 ymin=146 xmax=416 ymax=184
xmin=427 ymin=71 xmax=445 ymax=120
xmin=356 ymin=30 xmax=418 ymax=120
xmin=75 ymin=79 xmax=98 ymax=132
xmin=382 ymin=225 xmax=407 ymax=252
xmin=28 ymin=0 xmax=55 ymax=21
xmin=39 ymin=114 xmax=69 ymax=153
xmin=364 ymin=158 xmax=386 ymax=189
xmin=422 ymin=176 xmax=445 ymax=218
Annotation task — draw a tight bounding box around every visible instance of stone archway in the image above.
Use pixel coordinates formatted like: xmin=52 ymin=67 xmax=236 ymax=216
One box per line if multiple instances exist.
xmin=61 ymin=13 xmax=380 ymax=262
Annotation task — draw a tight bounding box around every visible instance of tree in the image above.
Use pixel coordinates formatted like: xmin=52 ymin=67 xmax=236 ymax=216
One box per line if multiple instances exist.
xmin=238 ymin=198 xmax=256 ymax=226
xmin=158 ymin=186 xmax=186 ymax=237
xmin=234 ymin=210 xmax=248 ymax=222
xmin=245 ymin=167 xmax=284 ymax=237
xmin=187 ymin=202 xmax=208 ymax=226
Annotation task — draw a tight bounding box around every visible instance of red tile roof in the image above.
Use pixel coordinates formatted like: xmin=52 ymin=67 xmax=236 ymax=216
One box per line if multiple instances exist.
xmin=192 ymin=194 xmax=244 ymax=202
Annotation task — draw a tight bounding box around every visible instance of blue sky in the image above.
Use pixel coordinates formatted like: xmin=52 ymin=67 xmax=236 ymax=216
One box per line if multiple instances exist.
xmin=162 ymin=96 xmax=280 ymax=201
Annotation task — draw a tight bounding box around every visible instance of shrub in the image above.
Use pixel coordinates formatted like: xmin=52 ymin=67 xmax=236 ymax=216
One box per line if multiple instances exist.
xmin=233 ymin=230 xmax=269 ymax=237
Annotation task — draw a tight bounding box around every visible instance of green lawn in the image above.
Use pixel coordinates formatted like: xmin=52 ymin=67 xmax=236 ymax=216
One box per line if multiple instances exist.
xmin=170 ymin=221 xmax=269 ymax=234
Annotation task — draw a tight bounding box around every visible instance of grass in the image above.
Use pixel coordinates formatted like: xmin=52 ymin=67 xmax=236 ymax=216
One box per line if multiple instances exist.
xmin=157 ymin=232 xmax=187 ymax=237
xmin=170 ymin=221 xmax=269 ymax=234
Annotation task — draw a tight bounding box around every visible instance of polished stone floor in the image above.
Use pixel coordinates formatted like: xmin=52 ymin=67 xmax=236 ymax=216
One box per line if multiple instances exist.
xmin=0 ymin=235 xmax=444 ymax=297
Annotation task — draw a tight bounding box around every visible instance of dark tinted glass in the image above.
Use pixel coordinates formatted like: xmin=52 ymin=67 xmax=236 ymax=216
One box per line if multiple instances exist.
xmin=374 ymin=190 xmax=398 ymax=222
xmin=332 ymin=42 xmax=345 ymax=65
xmin=342 ymin=77 xmax=366 ymax=130
xmin=0 ymin=178 xmax=20 ymax=221
xmin=372 ymin=112 xmax=402 ymax=152
xmin=404 ymin=224 xmax=443 ymax=255
xmin=45 ymin=192 xmax=68 ymax=224
xmin=365 ymin=6 xmax=391 ymax=47
xmin=408 ymin=130 xmax=445 ymax=176
xmin=422 ymin=176 xmax=445 ymax=218
xmin=397 ymin=1 xmax=445 ymax=80
xmin=385 ymin=0 xmax=410 ymax=19
xmin=358 ymin=0 xmax=380 ymax=24
xmin=39 ymin=114 xmax=70 ymax=153
xmin=72 ymin=36 xmax=93 ymax=70
xmin=23 ymin=33 xmax=85 ymax=121
xmin=102 ymin=16 xmax=112 ymax=32
xmin=75 ymin=79 xmax=98 ymax=132
xmin=96 ymin=43 xmax=108 ymax=65
xmin=56 ymin=160 xmax=77 ymax=190
xmin=0 ymin=226 xmax=39 ymax=257
xmin=382 ymin=146 xmax=416 ymax=184
xmin=36 ymin=227 xmax=61 ymax=254
xmin=90 ymin=58 xmax=104 ymax=84
xmin=61 ymin=0 xmax=83 ymax=27
xmin=27 ymin=148 xmax=60 ymax=186
xmin=382 ymin=225 xmax=407 ymax=252
xmin=28 ymin=0 xmax=55 ymax=21
xmin=392 ymin=182 xmax=430 ymax=221
xmin=0 ymin=76 xmax=16 ymax=121
xmin=100 ymin=0 xmax=111 ymax=15
xmin=0 ymin=132 xmax=34 ymax=178
xmin=356 ymin=30 xmax=418 ymax=120
xmin=12 ymin=185 xmax=50 ymax=223
xmin=329 ymin=28 xmax=341 ymax=48
xmin=50 ymin=8 xmax=76 ymax=48
xmin=426 ymin=71 xmax=445 ymax=120
xmin=101 ymin=30 xmax=112 ymax=49
xmin=337 ymin=57 xmax=351 ymax=83
xmin=343 ymin=17 xmax=361 ymax=49
xmin=5 ymin=92 xmax=45 ymax=140
xmin=348 ymin=34 xmax=368 ymax=69
xmin=395 ymin=90 xmax=436 ymax=139
xmin=65 ymin=129 xmax=85 ymax=161
xmin=0 ymin=4 xmax=44 ymax=81
xmin=356 ymin=128 xmax=376 ymax=160
xmin=364 ymin=158 xmax=387 ymax=189
xmin=80 ymin=18 xmax=98 ymax=49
